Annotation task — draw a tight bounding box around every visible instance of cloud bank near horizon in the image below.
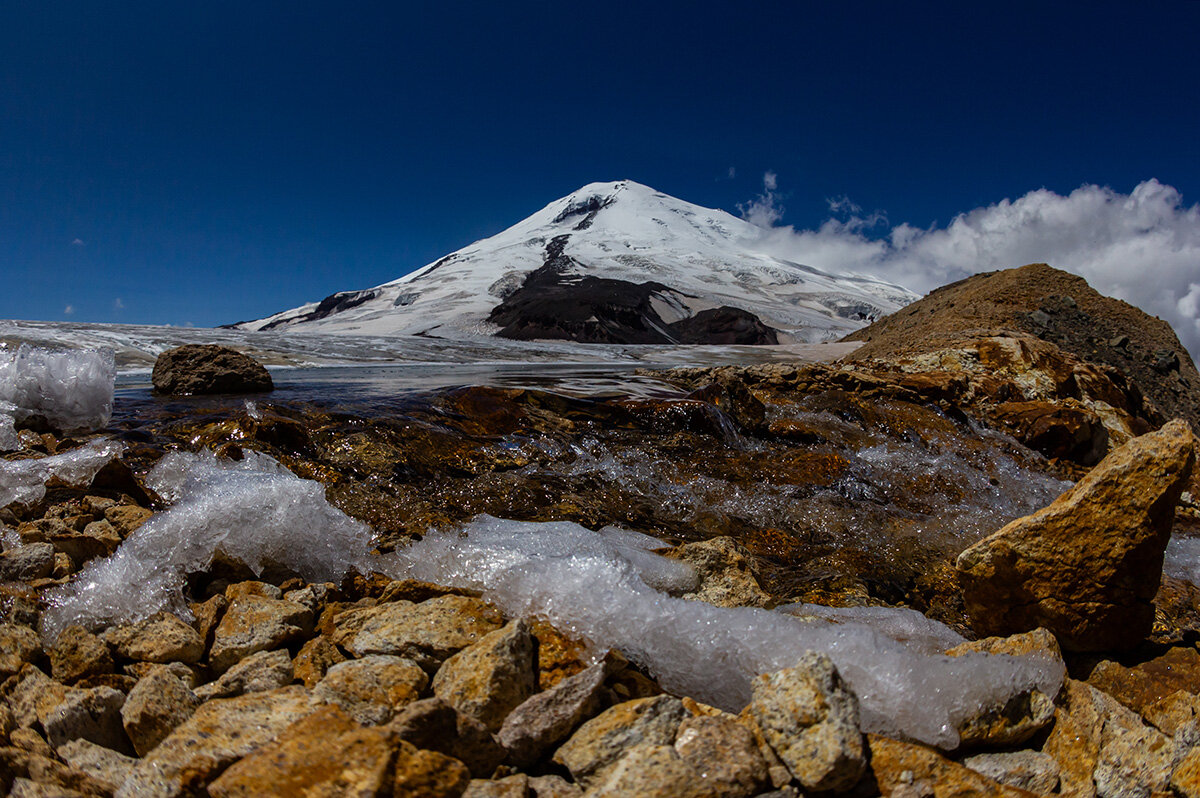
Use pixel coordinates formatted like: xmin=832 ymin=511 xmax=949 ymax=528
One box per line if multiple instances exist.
xmin=742 ymin=177 xmax=1200 ymax=360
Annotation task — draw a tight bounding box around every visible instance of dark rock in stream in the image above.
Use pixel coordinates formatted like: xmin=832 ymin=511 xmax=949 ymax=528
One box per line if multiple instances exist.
xmin=151 ymin=344 xmax=274 ymax=396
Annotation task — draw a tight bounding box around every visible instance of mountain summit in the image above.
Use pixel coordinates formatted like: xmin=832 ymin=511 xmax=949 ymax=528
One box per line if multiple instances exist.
xmin=235 ymin=180 xmax=917 ymax=344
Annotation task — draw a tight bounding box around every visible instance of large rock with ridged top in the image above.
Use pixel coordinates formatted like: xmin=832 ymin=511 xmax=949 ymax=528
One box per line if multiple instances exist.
xmin=151 ymin=344 xmax=273 ymax=396
xmin=956 ymin=419 xmax=1195 ymax=651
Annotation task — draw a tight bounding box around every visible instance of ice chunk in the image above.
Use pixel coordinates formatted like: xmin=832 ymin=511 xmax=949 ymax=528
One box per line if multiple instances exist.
xmin=0 ymin=345 xmax=115 ymax=432
xmin=0 ymin=439 xmax=124 ymax=508
xmin=0 ymin=412 xmax=18 ymax=451
xmin=42 ymin=449 xmax=376 ymax=641
xmin=1165 ymin=536 xmax=1200 ymax=586
xmin=392 ymin=516 xmax=1064 ymax=749
xmin=776 ymin=603 xmax=966 ymax=653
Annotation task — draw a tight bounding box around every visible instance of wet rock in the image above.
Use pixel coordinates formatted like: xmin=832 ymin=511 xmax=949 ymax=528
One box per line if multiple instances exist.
xmin=1142 ymin=689 xmax=1200 ymax=735
xmin=868 ymin=734 xmax=1032 ymax=797
xmin=292 ymin=635 xmax=345 ymax=688
xmin=529 ymin=618 xmax=590 ymax=690
xmin=120 ymin=665 xmax=201 ymax=756
xmin=208 ymin=595 xmax=313 ymax=672
xmin=57 ymin=738 xmax=137 ymax=793
xmin=206 ymin=705 xmax=396 ymax=798
xmin=117 ymin=685 xmax=316 ymax=798
xmin=103 ymin=505 xmax=151 ymax=537
xmin=664 ymin=536 xmax=771 ymax=608
xmin=193 ymin=649 xmax=293 ymax=700
xmin=957 ymin=419 xmax=1196 ymax=651
xmin=0 ymin=624 xmax=42 ymax=678
xmin=312 ymin=654 xmax=428 ymax=725
xmin=962 ymin=751 xmax=1061 ymax=794
xmin=747 ymin=652 xmax=865 ymax=793
xmin=553 ymin=694 xmax=686 ymax=788
xmin=673 ymin=714 xmax=770 ymax=798
xmin=0 ymin=542 xmax=55 ymax=580
xmin=433 ymin=619 xmax=538 ymax=732
xmin=393 ymin=745 xmax=472 ymax=798
xmin=49 ymin=626 xmax=113 ymax=685
xmin=101 ymin=612 xmax=204 ymax=664
xmin=987 ymin=401 xmax=1109 ymax=465
xmin=498 ymin=659 xmax=610 ymax=768
xmin=587 ymin=743 xmax=709 ymax=798
xmin=1082 ymin=646 xmax=1200 ymax=717
xmin=387 ymin=697 xmax=507 ymax=779
xmin=42 ymin=686 xmax=130 ymax=754
xmin=334 ymin=595 xmax=505 ymax=671
xmin=151 ymin=344 xmax=273 ymax=396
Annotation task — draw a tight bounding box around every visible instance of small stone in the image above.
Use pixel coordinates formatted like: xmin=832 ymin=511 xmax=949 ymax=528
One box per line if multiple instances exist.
xmin=207 ymin=705 xmax=395 ymax=798
xmin=120 ymin=666 xmax=202 ymax=756
xmin=335 ymin=594 xmax=504 ymax=671
xmin=663 ymin=536 xmax=771 ymax=608
xmin=292 ymin=635 xmax=345 ymax=688
xmin=193 ymin=649 xmax=293 ymax=701
xmin=151 ymin=344 xmax=274 ymax=396
xmin=499 ymin=659 xmax=610 ymax=767
xmin=101 ymin=612 xmax=205 ymax=664
xmin=1094 ymin=714 xmax=1174 ymax=798
xmin=393 ymin=746 xmax=472 ymax=798
xmin=224 ymin=579 xmax=282 ymax=600
xmin=49 ymin=626 xmax=114 ymax=685
xmin=11 ymin=727 xmax=56 ymax=759
xmin=57 ymin=738 xmax=138 ymax=793
xmin=462 ymin=774 xmax=529 ymax=798
xmin=312 ymin=654 xmax=428 ymax=725
xmin=674 ymin=715 xmax=770 ymax=798
xmin=0 ymin=542 xmax=55 ymax=580
xmin=554 ymin=695 xmax=686 ymax=788
xmin=433 ymin=619 xmax=537 ymax=732
xmin=1143 ymin=690 xmax=1200 ymax=736
xmin=189 ymin=593 xmax=227 ymax=649
xmin=586 ymin=743 xmax=709 ymax=798
xmin=208 ymin=595 xmax=313 ymax=672
xmin=527 ymin=774 xmax=582 ymax=798
xmin=1084 ymin=646 xmax=1200 ymax=717
xmin=124 ymin=660 xmax=200 ymax=689
xmin=10 ymin=666 xmax=72 ymax=729
xmin=0 ymin=624 xmax=42 ymax=678
xmin=1172 ymin=748 xmax=1200 ymax=798
xmin=868 ymin=734 xmax=1031 ymax=797
xmin=103 ymin=505 xmax=152 ymax=536
xmin=748 ymin=651 xmax=866 ymax=793
xmin=117 ymin=686 xmax=316 ymax=797
xmin=387 ymin=697 xmax=506 ymax=779
xmin=42 ymin=686 xmax=130 ymax=754
xmin=963 ymin=750 xmax=1061 ymax=794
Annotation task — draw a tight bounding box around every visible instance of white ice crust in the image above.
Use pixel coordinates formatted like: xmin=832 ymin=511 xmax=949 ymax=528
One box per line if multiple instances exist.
xmin=0 ymin=410 xmax=18 ymax=451
xmin=42 ymin=449 xmax=375 ymax=641
xmin=0 ymin=439 xmax=124 ymax=509
xmin=0 ymin=344 xmax=115 ymax=433
xmin=394 ymin=515 xmax=1064 ymax=749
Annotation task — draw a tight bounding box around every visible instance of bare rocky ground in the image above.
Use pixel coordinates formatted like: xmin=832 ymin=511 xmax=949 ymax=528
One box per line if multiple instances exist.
xmin=4 ymin=264 xmax=1200 ymax=796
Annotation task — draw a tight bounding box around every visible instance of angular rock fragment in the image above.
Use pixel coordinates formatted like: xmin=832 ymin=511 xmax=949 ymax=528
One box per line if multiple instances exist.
xmin=747 ymin=652 xmax=865 ymax=793
xmin=554 ymin=694 xmax=686 ymax=788
xmin=292 ymin=635 xmax=345 ymax=688
xmin=312 ymin=654 xmax=428 ymax=725
xmin=586 ymin=743 xmax=710 ymax=798
xmin=393 ymin=745 xmax=472 ymax=798
xmin=433 ymin=619 xmax=537 ymax=732
xmin=387 ymin=697 xmax=506 ymax=779
xmin=957 ymin=419 xmax=1195 ymax=651
xmin=101 ymin=612 xmax=204 ymax=664
xmin=121 ymin=666 xmax=201 ymax=756
xmin=194 ymin=648 xmax=293 ymax=701
xmin=663 ymin=536 xmax=771 ymax=608
xmin=49 ymin=625 xmax=114 ymax=684
xmin=334 ymin=594 xmax=504 ymax=671
xmin=962 ymin=751 xmax=1061 ymax=794
xmin=673 ymin=714 xmax=770 ymax=798
xmin=868 ymin=734 xmax=1033 ymax=797
xmin=42 ymin=686 xmax=130 ymax=754
xmin=499 ymin=659 xmax=610 ymax=767
xmin=463 ymin=774 xmax=529 ymax=797
xmin=0 ymin=624 xmax=42 ymax=679
xmin=208 ymin=595 xmax=313 ymax=672
xmin=57 ymin=738 xmax=138 ymax=793
xmin=0 ymin=542 xmax=55 ymax=580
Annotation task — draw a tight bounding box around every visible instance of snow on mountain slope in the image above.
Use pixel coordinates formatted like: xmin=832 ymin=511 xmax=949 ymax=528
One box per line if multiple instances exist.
xmin=236 ymin=180 xmax=918 ymax=343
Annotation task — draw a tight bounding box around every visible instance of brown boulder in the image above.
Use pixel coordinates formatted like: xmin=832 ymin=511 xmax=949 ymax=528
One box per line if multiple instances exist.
xmin=867 ymin=734 xmax=1036 ymax=797
xmin=956 ymin=419 xmax=1195 ymax=651
xmin=151 ymin=344 xmax=273 ymax=396
xmin=986 ymin=400 xmax=1109 ymax=465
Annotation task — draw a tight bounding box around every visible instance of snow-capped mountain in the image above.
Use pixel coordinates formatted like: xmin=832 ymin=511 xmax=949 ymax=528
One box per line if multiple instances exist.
xmin=235 ymin=180 xmax=917 ymax=344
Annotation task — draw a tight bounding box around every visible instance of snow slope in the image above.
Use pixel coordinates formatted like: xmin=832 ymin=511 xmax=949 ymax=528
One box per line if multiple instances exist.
xmin=237 ymin=180 xmax=917 ymax=342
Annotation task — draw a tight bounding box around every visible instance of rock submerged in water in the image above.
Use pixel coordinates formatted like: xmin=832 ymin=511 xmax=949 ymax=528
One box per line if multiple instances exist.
xmin=957 ymin=419 xmax=1196 ymax=651
xmin=151 ymin=344 xmax=273 ymax=396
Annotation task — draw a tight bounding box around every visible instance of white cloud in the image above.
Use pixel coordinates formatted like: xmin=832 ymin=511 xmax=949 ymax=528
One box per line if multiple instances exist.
xmin=63 ymin=304 xmax=75 ymax=316
xmin=71 ymin=238 xmax=84 ymax=247
xmin=113 ymin=297 xmax=125 ymax=310
xmin=748 ymin=178 xmax=1200 ymax=361
xmin=738 ymin=171 xmax=785 ymax=228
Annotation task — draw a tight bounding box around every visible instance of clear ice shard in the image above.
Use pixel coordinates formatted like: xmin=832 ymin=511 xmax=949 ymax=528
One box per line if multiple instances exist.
xmin=0 ymin=439 xmax=124 ymax=509
xmin=42 ymin=449 xmax=376 ymax=642
xmin=0 ymin=344 xmax=115 ymax=433
xmin=392 ymin=515 xmax=1065 ymax=749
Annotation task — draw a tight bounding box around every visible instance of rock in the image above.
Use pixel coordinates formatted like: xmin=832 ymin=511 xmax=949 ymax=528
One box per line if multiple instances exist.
xmin=498 ymin=659 xmax=610 ymax=767
xmin=0 ymin=746 xmax=115 ymax=797
xmin=673 ymin=715 xmax=770 ymax=798
xmin=117 ymin=686 xmax=316 ymax=798
xmin=206 ymin=705 xmax=397 ymax=798
xmin=868 ymin=734 xmax=1034 ymax=797
xmin=208 ymin=595 xmax=313 ymax=672
xmin=963 ymin=751 xmax=1061 ymax=794
xmin=124 ymin=660 xmax=199 ymax=689
xmin=0 ymin=624 xmax=42 ymax=678
xmin=49 ymin=626 xmax=114 ymax=685
xmin=663 ymin=536 xmax=771 ymax=608
xmin=57 ymin=739 xmax=137 ymax=793
xmin=102 ymin=505 xmax=151 ymax=537
xmin=987 ymin=400 xmax=1109 ymax=465
xmin=292 ymin=635 xmax=345 ymax=688
xmin=586 ymin=743 xmax=709 ymax=798
xmin=120 ymin=666 xmax=202 ymax=756
xmin=225 ymin=579 xmax=283 ymax=600
xmin=312 ymin=654 xmax=428 ymax=725
xmin=150 ymin=344 xmax=273 ymax=396
xmin=0 ymin=543 xmax=55 ymax=580
xmin=433 ymin=619 xmax=538 ymax=732
xmin=10 ymin=666 xmax=72 ymax=729
xmin=463 ymin=774 xmax=529 ymax=797
xmin=1083 ymin=646 xmax=1200 ymax=717
xmin=334 ymin=595 xmax=505 ymax=671
xmin=42 ymin=687 xmax=130 ymax=754
xmin=10 ymin=727 xmax=56 ymax=759
xmin=527 ymin=774 xmax=582 ymax=798
xmin=1143 ymin=690 xmax=1200 ymax=736
xmin=747 ymin=651 xmax=866 ymax=793
xmin=944 ymin=628 xmax=1062 ymax=747
xmin=393 ymin=746 xmax=472 ymax=798
xmin=1042 ymin=679 xmax=1105 ymax=798
xmin=387 ymin=697 xmax=507 ymax=779
xmin=101 ymin=612 xmax=204 ymax=664
xmin=553 ymin=695 xmax=686 ymax=788
xmin=957 ymin=419 xmax=1196 ymax=651
xmin=1173 ymin=748 xmax=1200 ymax=798
xmin=193 ymin=649 xmax=293 ymax=700
xmin=189 ymin=593 xmax=227 ymax=649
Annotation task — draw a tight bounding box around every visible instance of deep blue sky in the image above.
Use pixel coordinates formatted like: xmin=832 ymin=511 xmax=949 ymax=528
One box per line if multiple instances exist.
xmin=2 ymin=1 xmax=1198 ymax=327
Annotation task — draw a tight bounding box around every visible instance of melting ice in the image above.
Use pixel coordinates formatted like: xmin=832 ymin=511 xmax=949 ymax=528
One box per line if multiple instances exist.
xmin=0 ymin=344 xmax=115 ymax=433
xmin=0 ymin=439 xmax=124 ymax=509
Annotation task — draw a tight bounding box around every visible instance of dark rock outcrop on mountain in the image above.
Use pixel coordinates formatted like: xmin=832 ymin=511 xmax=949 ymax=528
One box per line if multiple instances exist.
xmin=151 ymin=345 xmax=273 ymax=396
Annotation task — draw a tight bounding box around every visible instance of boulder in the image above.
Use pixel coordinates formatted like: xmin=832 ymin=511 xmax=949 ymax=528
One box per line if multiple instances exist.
xmin=433 ymin=619 xmax=538 ymax=732
xmin=150 ymin=344 xmax=273 ymax=396
xmin=868 ymin=734 xmax=1035 ymax=797
xmin=121 ymin=666 xmax=201 ymax=756
xmin=957 ymin=419 xmax=1195 ymax=651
